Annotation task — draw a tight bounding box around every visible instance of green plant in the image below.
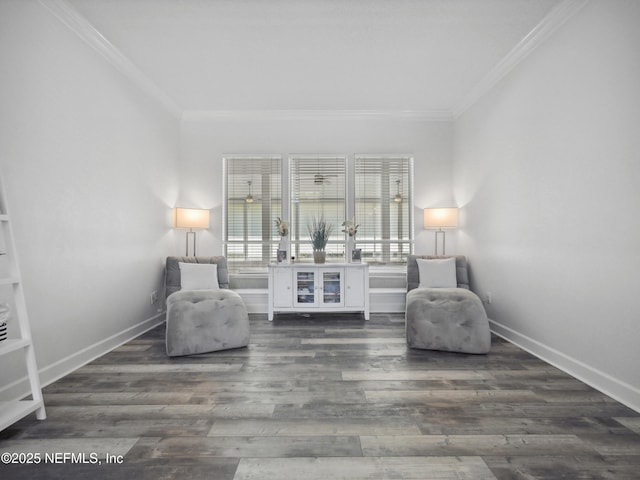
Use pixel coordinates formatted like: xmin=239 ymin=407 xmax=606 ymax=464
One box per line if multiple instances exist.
xmin=307 ymin=216 xmax=333 ymax=251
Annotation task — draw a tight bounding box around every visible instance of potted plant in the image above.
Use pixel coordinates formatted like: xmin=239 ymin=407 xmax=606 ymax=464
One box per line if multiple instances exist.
xmin=342 ymin=218 xmax=359 ymax=262
xmin=275 ymin=217 xmax=289 ymax=262
xmin=307 ymin=216 xmax=333 ymax=264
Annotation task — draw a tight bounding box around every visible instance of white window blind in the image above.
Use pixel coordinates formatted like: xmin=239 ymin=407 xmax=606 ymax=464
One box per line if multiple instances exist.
xmin=224 ymin=156 xmax=282 ymax=272
xmin=354 ymin=155 xmax=413 ymax=264
xmin=290 ymin=155 xmax=346 ymax=263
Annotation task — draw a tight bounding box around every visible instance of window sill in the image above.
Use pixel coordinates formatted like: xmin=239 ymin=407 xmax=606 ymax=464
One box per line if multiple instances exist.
xmin=230 ymin=264 xmax=406 ymax=277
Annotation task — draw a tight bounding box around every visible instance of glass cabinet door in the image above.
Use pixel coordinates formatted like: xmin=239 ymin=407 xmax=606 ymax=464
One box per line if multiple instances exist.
xmin=295 ymin=270 xmax=316 ymax=305
xmin=322 ymin=270 xmax=343 ymax=306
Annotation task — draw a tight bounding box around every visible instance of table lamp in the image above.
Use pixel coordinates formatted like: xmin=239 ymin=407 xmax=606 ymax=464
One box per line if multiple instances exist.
xmin=173 ymin=208 xmax=210 ymax=256
xmin=423 ymin=207 xmax=458 ymax=256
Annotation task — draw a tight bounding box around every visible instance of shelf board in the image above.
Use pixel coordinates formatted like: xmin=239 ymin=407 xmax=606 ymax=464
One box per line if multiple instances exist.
xmin=0 ymin=338 xmax=31 ymax=355
xmin=0 ymin=400 xmax=45 ymax=431
xmin=1 ymin=182 xmax=47 ymax=431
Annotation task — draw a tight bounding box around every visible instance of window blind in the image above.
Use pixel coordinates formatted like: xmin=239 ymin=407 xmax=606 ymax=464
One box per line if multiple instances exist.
xmin=224 ymin=156 xmax=282 ymax=272
xmin=354 ymin=155 xmax=413 ymax=264
xmin=290 ymin=155 xmax=346 ymax=263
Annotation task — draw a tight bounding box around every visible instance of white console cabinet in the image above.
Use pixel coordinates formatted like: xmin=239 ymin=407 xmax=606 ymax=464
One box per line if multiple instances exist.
xmin=268 ymin=263 xmax=369 ymax=320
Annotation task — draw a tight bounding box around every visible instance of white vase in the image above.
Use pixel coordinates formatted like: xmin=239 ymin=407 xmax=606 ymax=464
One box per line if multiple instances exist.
xmin=278 ymin=237 xmax=289 ymax=263
xmin=346 ymin=236 xmax=355 ymax=262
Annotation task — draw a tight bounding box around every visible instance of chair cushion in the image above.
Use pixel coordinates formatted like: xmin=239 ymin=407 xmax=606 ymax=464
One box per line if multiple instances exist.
xmin=406 ymin=287 xmax=490 ymax=354
xmin=166 ymin=289 xmax=250 ymax=356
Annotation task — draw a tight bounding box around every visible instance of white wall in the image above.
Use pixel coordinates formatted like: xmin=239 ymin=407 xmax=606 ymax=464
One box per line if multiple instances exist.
xmin=0 ymin=0 xmax=180 ymax=396
xmin=178 ymin=113 xmax=454 ymax=260
xmin=453 ymin=0 xmax=640 ymax=410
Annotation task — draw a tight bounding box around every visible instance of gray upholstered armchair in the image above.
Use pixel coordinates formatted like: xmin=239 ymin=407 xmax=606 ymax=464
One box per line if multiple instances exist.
xmin=405 ymin=255 xmax=490 ymax=354
xmin=164 ymin=256 xmax=250 ymax=357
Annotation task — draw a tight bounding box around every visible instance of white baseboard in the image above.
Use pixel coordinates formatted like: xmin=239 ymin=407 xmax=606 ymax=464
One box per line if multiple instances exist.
xmin=235 ymin=289 xmax=268 ymax=314
xmin=489 ymin=319 xmax=640 ymax=414
xmin=1 ymin=312 xmax=165 ymax=401
xmin=369 ymin=288 xmax=406 ymax=313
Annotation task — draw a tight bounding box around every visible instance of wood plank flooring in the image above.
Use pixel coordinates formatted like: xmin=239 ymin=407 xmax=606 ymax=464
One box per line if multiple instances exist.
xmin=1 ymin=313 xmax=639 ymax=479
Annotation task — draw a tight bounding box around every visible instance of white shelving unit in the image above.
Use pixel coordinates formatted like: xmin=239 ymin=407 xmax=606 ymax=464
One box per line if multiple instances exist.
xmin=0 ymin=178 xmax=46 ymax=431
xmin=268 ymin=263 xmax=369 ymax=321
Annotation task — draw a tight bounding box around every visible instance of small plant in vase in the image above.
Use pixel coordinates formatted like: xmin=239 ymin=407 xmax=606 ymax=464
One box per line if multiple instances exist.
xmin=307 ymin=216 xmax=333 ymax=264
xmin=275 ymin=217 xmax=289 ymax=262
xmin=342 ymin=218 xmax=359 ymax=262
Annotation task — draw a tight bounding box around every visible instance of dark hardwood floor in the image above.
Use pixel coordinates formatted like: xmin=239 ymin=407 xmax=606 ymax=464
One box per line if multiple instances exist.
xmin=1 ymin=313 xmax=639 ymax=479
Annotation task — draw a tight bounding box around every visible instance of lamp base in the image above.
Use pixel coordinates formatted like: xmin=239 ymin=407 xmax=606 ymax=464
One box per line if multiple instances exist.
xmin=434 ymin=229 xmax=446 ymax=256
xmin=185 ymin=230 xmax=197 ymax=256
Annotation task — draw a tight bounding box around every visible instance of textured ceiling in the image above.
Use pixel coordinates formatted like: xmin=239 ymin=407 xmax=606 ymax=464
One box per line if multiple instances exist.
xmin=66 ymin=0 xmax=562 ymax=114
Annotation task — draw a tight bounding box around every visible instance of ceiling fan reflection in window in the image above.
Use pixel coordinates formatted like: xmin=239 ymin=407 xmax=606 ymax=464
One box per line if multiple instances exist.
xmin=245 ymin=180 xmax=257 ymax=203
xmin=299 ymin=173 xmax=341 ymax=201
xmin=315 ymin=173 xmax=339 ymax=185
xmin=298 ymin=173 xmax=339 ymax=186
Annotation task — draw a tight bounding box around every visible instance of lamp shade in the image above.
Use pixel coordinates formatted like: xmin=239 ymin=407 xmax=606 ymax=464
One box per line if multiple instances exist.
xmin=423 ymin=207 xmax=458 ymax=229
xmin=173 ymin=208 xmax=210 ymax=229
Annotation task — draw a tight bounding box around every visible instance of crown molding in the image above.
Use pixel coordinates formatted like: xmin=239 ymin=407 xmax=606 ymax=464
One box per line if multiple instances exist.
xmin=182 ymin=109 xmax=454 ymax=122
xmin=453 ymin=0 xmax=589 ymax=119
xmin=39 ymin=0 xmax=182 ymax=119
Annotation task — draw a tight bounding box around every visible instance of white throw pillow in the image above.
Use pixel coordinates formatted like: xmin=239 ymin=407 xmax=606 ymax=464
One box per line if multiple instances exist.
xmin=417 ymin=257 xmax=457 ymax=288
xmin=178 ymin=262 xmax=219 ymax=290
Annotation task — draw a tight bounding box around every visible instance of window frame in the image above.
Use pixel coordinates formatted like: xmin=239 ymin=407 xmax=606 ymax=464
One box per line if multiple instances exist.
xmin=352 ymin=154 xmax=414 ymax=266
xmin=289 ymin=154 xmax=348 ymax=264
xmin=223 ymin=155 xmax=283 ymax=273
xmin=223 ymin=154 xmax=414 ymax=273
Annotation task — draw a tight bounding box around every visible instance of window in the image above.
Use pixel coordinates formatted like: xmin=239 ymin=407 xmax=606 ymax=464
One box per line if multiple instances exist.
xmin=289 ymin=156 xmax=346 ymax=263
xmin=354 ymin=155 xmax=413 ymax=265
xmin=224 ymin=156 xmax=282 ymax=272
xmin=224 ymin=154 xmax=413 ymax=272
